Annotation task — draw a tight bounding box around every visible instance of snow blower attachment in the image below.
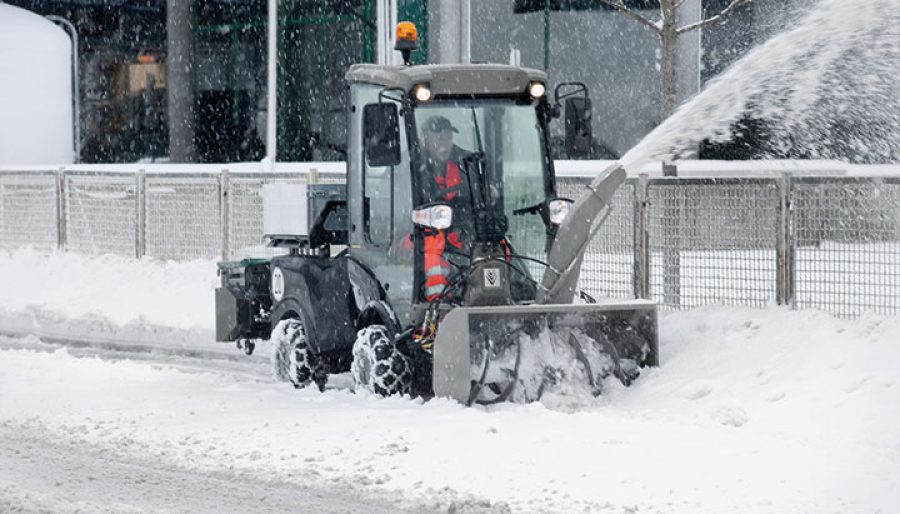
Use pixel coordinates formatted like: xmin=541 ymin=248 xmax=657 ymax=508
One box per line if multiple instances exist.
xmin=214 ymin=22 xmax=658 ymax=405
xmin=434 ymin=304 xmax=657 ymax=405
xmin=431 ymin=165 xmax=658 ymax=405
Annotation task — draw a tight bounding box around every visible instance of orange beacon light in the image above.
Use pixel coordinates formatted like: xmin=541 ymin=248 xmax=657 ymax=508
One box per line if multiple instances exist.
xmin=395 ymin=22 xmax=418 ymax=65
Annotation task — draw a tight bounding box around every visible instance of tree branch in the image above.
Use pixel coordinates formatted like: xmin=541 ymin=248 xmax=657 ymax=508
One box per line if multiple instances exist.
xmin=677 ymin=0 xmax=753 ymax=34
xmin=596 ymin=0 xmax=662 ymax=34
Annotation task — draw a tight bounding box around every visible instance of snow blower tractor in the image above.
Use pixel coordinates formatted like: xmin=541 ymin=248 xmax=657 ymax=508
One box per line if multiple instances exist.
xmin=214 ymin=23 xmax=657 ymax=405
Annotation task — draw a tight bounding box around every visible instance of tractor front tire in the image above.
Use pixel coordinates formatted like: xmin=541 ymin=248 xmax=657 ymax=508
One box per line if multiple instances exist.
xmin=351 ymin=325 xmax=412 ymax=397
xmin=271 ymin=318 xmax=326 ymax=390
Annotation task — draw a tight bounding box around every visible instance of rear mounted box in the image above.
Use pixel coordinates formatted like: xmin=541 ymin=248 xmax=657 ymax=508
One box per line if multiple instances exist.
xmin=262 ymin=183 xmax=346 ymax=249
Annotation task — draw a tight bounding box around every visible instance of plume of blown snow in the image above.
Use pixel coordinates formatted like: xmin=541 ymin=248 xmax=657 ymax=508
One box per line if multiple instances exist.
xmin=622 ymin=0 xmax=900 ymax=168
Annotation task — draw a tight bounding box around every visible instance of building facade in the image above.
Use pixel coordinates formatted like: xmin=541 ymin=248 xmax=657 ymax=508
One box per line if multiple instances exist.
xmin=6 ymin=0 xmax=793 ymax=163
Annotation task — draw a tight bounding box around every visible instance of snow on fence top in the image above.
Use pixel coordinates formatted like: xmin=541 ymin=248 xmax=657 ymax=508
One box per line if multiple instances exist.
xmin=1 ymin=159 xmax=898 ymax=177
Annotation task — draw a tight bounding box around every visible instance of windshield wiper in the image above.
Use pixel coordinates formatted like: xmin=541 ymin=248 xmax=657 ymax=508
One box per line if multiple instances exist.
xmin=460 ymin=151 xmax=487 ymax=210
xmin=460 ymin=150 xmax=507 ymax=243
xmin=455 ymin=108 xmax=508 ymax=244
xmin=468 ymin=108 xmax=491 ymax=210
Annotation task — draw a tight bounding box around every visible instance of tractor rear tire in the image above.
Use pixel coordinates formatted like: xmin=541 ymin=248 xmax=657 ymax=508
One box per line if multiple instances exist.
xmin=271 ymin=318 xmax=326 ymax=390
xmin=351 ymin=325 xmax=412 ymax=397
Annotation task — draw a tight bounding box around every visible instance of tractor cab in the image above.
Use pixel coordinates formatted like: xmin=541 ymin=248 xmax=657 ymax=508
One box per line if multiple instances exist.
xmin=345 ymin=63 xmax=592 ymax=326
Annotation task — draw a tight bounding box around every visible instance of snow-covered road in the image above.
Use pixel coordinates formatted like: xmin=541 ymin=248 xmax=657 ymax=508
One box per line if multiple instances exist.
xmin=2 ymin=249 xmax=899 ymax=513
xmin=0 ymin=419 xmax=431 ymax=514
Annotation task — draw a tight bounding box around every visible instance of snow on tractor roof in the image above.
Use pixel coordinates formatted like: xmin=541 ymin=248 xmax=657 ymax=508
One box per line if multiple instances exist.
xmin=345 ymin=63 xmax=547 ymax=97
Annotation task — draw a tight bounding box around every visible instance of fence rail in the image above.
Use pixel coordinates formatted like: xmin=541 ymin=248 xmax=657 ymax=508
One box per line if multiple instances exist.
xmin=1 ymin=166 xmax=898 ymax=318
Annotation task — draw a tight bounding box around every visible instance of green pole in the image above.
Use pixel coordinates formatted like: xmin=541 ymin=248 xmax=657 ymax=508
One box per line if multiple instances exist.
xmin=318 ymin=1 xmax=328 ymax=160
xmin=362 ymin=0 xmax=375 ymax=62
xmin=230 ymin=17 xmax=238 ymax=126
xmin=543 ymin=0 xmax=550 ymax=71
xmin=276 ymin=2 xmax=284 ymax=161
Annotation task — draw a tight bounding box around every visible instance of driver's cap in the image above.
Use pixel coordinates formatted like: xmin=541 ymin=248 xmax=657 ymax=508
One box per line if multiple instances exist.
xmin=425 ymin=115 xmax=458 ymax=133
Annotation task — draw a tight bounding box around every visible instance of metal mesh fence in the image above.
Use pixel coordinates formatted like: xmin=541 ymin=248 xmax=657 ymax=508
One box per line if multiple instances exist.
xmin=557 ymin=176 xmax=635 ymax=299
xmin=2 ymin=168 xmax=898 ymax=318
xmin=0 ymin=172 xmax=58 ymax=252
xmin=646 ymin=178 xmax=779 ymax=309
xmin=792 ymin=177 xmax=900 ymax=317
xmin=145 ymin=176 xmax=221 ymax=261
xmin=65 ymin=174 xmax=137 ymax=257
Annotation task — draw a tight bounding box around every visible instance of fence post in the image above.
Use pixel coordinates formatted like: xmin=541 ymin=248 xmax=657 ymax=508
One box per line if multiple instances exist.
xmin=135 ymin=169 xmax=146 ymax=259
xmin=56 ymin=167 xmax=67 ymax=251
xmin=219 ymin=169 xmax=230 ymax=261
xmin=633 ymin=173 xmax=650 ymax=299
xmin=776 ymin=172 xmax=795 ymax=307
xmin=308 ymin=166 xmax=318 ymax=184
xmin=662 ymin=163 xmax=681 ymax=308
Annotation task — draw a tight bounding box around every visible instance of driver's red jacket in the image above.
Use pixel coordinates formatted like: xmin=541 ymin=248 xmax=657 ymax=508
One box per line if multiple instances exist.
xmin=423 ymin=160 xmax=465 ymax=301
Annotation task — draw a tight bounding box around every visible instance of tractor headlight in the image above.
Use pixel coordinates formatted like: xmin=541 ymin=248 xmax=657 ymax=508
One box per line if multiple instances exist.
xmin=548 ymin=198 xmax=572 ymax=225
xmin=412 ymin=204 xmax=453 ymax=230
xmin=529 ymin=82 xmax=546 ymax=99
xmin=414 ymin=84 xmax=432 ymax=102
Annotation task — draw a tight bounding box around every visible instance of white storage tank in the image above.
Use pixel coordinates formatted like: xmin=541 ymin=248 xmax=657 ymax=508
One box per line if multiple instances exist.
xmin=0 ymin=3 xmax=73 ymax=165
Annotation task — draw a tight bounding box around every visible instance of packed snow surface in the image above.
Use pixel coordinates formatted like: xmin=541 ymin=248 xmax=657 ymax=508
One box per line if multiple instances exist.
xmin=1 ymin=249 xmax=898 ymax=513
xmin=2 ymin=248 xmax=216 ymax=331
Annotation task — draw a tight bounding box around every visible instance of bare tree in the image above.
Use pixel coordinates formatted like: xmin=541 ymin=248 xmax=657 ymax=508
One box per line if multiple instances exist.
xmin=598 ymin=0 xmax=753 ymax=118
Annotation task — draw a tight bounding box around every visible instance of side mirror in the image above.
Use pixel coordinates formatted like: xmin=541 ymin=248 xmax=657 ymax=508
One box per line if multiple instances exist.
xmin=363 ymin=103 xmax=401 ymax=167
xmin=565 ymin=97 xmax=592 ymax=158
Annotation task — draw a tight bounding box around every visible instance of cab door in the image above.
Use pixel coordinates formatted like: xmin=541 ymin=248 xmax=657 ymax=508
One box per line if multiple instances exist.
xmin=347 ymin=83 xmax=416 ymax=325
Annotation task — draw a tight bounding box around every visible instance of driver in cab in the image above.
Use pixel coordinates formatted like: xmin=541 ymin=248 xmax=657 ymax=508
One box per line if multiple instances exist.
xmin=419 ymin=115 xmax=473 ymax=301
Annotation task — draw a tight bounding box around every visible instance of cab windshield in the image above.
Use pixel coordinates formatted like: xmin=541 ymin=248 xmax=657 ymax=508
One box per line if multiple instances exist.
xmin=413 ymin=99 xmax=554 ymax=293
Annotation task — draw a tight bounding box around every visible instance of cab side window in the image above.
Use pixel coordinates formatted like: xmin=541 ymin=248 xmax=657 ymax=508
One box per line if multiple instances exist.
xmin=361 ymin=102 xmax=400 ymax=247
xmin=363 ymin=156 xmax=392 ymax=246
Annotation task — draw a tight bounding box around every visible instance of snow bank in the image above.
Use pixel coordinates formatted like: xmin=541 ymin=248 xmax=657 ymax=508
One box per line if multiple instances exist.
xmin=0 ymin=250 xmax=898 ymax=512
xmin=1 ymin=248 xmax=217 ymax=331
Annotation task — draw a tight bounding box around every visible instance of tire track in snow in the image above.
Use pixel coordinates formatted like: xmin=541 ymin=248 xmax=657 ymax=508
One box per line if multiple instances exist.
xmin=0 ymin=332 xmax=272 ymax=383
xmin=0 ymin=333 xmax=358 ymax=392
